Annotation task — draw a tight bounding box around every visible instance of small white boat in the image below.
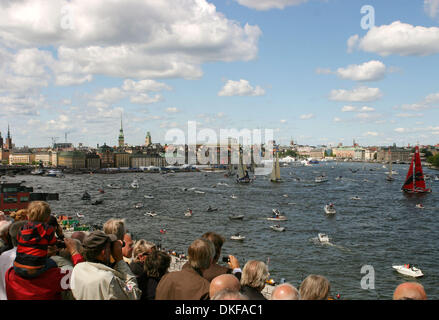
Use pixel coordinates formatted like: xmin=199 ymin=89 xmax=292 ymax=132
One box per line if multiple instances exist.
xmin=230 ymin=234 xmax=245 ymax=241
xmin=434 ymin=175 xmax=439 ymax=181
xmin=335 ymin=176 xmax=342 ymax=181
xmin=184 ymin=209 xmax=193 ymax=217
xmin=107 ymin=183 xmax=121 ymax=189
xmin=76 ymin=212 xmax=84 ymax=218
xmin=131 ymin=180 xmax=139 ymax=189
xmin=134 ymin=203 xmax=144 ymax=209
xmin=415 ymin=204 xmax=424 ymax=209
xmin=384 ymin=170 xmax=398 ymax=175
xmin=324 ymin=204 xmax=336 ymax=215
xmin=350 ymin=196 xmax=361 ymax=200
xmin=318 ymin=233 xmax=330 ymax=243
xmin=282 ymin=194 xmax=289 ymax=198
xmin=231 ymin=195 xmax=237 ymax=199
xmin=392 ymin=265 xmax=423 ymax=278
xmin=194 ymin=190 xmax=205 ymax=194
xmin=229 ymin=215 xmax=244 ymax=220
xmin=145 ymin=212 xmax=157 ymax=217
xmin=315 ymin=176 xmax=328 ymax=183
xmin=267 ymin=215 xmax=288 ymax=221
xmin=144 ymin=195 xmax=154 ymax=199
xmin=270 ymin=225 xmax=285 ymax=232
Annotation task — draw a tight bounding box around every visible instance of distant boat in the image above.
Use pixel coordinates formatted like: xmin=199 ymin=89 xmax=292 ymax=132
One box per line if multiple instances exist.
xmin=230 ymin=234 xmax=245 ymax=241
xmin=315 ymin=175 xmax=328 ymax=183
xmin=392 ymin=264 xmax=423 ymax=278
xmin=91 ymin=199 xmax=103 ymax=205
xmin=46 ymin=169 xmax=63 ymax=177
xmin=76 ymin=212 xmax=84 ymax=218
xmin=415 ymin=204 xmax=424 ymax=209
xmin=350 ymin=196 xmax=361 ymax=200
xmin=270 ymin=225 xmax=285 ymax=232
xmin=207 ymin=207 xmax=218 ymax=212
xmin=229 ymin=215 xmax=244 ymax=220
xmin=184 ymin=209 xmax=193 ymax=217
xmin=144 ymin=195 xmax=154 ymax=199
xmin=270 ymin=151 xmax=282 ymax=183
xmin=267 ymin=209 xmax=288 ymax=221
xmin=231 ymin=194 xmax=237 ymax=199
xmin=194 ymin=190 xmax=205 ymax=194
xmin=81 ymin=191 xmax=91 ymax=200
xmin=145 ymin=212 xmax=157 ymax=217
xmin=318 ymin=233 xmax=330 ymax=243
xmin=236 ymin=147 xmax=252 ymax=184
xmin=134 ymin=203 xmax=144 ymax=209
xmin=30 ymin=168 xmax=44 ymax=175
xmin=131 ymin=180 xmax=139 ymax=189
xmin=107 ymin=183 xmax=120 ymax=189
xmin=401 ymin=146 xmax=431 ymax=194
xmin=324 ymin=204 xmax=336 ymax=215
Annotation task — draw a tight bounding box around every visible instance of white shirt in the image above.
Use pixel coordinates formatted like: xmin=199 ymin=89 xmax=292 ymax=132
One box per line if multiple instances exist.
xmin=0 ymin=247 xmax=17 ymax=300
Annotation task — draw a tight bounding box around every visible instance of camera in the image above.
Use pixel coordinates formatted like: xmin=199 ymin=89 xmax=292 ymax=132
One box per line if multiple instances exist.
xmin=222 ymin=256 xmax=230 ymax=263
xmin=55 ymin=240 xmax=66 ymax=249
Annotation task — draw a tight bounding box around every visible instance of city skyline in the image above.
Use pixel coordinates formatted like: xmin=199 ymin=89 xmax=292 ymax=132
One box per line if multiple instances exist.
xmin=1 ymin=0 xmax=439 ymax=148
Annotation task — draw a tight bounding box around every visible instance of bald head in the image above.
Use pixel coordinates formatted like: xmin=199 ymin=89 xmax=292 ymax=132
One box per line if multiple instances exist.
xmin=393 ymin=282 xmax=427 ymax=300
xmin=210 ymin=274 xmax=241 ymax=298
xmin=271 ymin=283 xmax=300 ymax=300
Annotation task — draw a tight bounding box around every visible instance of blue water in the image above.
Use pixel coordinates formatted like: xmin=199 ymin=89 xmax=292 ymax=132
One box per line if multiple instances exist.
xmin=12 ymin=162 xmax=439 ymax=300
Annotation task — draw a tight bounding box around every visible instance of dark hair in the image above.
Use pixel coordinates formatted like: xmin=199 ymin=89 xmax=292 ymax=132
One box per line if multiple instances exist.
xmin=202 ymin=232 xmax=225 ymax=262
xmin=144 ymin=251 xmax=171 ymax=278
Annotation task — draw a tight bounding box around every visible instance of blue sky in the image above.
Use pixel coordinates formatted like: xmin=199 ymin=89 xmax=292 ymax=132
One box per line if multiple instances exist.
xmin=0 ymin=0 xmax=438 ymax=148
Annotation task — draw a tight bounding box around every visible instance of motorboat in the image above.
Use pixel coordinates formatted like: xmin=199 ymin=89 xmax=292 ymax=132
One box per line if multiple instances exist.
xmin=335 ymin=176 xmax=342 ymax=181
xmin=324 ymin=204 xmax=336 ymax=215
xmin=30 ymin=168 xmax=45 ymax=175
xmin=144 ymin=195 xmax=154 ymax=199
xmin=207 ymin=207 xmax=218 ymax=212
xmin=107 ymin=183 xmax=120 ymax=189
xmin=270 ymin=225 xmax=285 ymax=232
xmin=415 ymin=204 xmax=424 ymax=209
xmin=230 ymin=234 xmax=245 ymax=241
xmin=145 ymin=211 xmax=157 ymax=217
xmin=184 ymin=209 xmax=193 ymax=217
xmin=134 ymin=203 xmax=144 ymax=209
xmin=194 ymin=190 xmax=205 ymax=194
xmin=81 ymin=191 xmax=91 ymax=200
xmin=282 ymin=194 xmax=289 ymax=198
xmin=229 ymin=215 xmax=244 ymax=220
xmin=131 ymin=180 xmax=139 ymax=189
xmin=318 ymin=233 xmax=330 ymax=243
xmin=350 ymin=196 xmax=361 ymax=200
xmin=315 ymin=175 xmax=328 ymax=183
xmin=231 ymin=195 xmax=237 ymax=199
xmin=46 ymin=169 xmax=64 ymax=177
xmin=392 ymin=265 xmax=423 ymax=278
xmin=76 ymin=212 xmax=85 ymax=218
xmin=91 ymin=199 xmax=103 ymax=205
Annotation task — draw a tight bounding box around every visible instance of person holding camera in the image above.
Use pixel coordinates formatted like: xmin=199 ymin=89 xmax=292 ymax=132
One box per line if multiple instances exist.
xmin=70 ymin=230 xmax=141 ymax=300
xmin=5 ymin=202 xmax=85 ymax=300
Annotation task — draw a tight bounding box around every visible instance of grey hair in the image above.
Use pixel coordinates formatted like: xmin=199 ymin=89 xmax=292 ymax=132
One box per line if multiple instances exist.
xmin=240 ymin=260 xmax=269 ymax=290
xmin=132 ymin=239 xmax=156 ymax=261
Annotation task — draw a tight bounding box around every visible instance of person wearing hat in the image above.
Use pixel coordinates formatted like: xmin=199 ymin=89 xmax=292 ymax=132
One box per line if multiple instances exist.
xmin=70 ymin=230 xmax=141 ymax=300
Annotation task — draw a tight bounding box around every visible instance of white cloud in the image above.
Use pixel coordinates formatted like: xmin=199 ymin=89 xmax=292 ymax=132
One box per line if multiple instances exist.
xmin=218 ymin=79 xmax=265 ymax=96
xmin=329 ymin=87 xmax=382 ymax=102
xmin=333 ymin=117 xmax=342 ymax=123
xmin=122 ymin=79 xmax=171 ymax=93
xmin=425 ymin=0 xmax=439 ymax=18
xmin=0 ymin=0 xmax=261 ymax=80
xmin=360 ymin=106 xmax=375 ymax=112
xmin=299 ymin=113 xmax=314 ymax=120
xmin=280 ymin=119 xmax=287 ymax=123
xmin=0 ymin=94 xmax=47 ymax=116
xmin=347 ymin=21 xmax=439 ymax=56
xmin=165 ymin=107 xmax=180 ymax=113
xmin=234 ymin=0 xmax=308 ymax=11
xmin=130 ymin=93 xmax=162 ymax=105
xmin=341 ymin=105 xmax=357 ymax=112
xmin=396 ymin=113 xmax=424 ymax=118
xmin=363 ymin=131 xmax=379 ymax=136
xmin=399 ymin=91 xmax=439 ymax=111
xmin=336 ymin=61 xmax=386 ymax=82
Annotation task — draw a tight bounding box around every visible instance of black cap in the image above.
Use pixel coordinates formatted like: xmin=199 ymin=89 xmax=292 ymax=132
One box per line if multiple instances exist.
xmin=83 ymin=231 xmax=118 ymax=249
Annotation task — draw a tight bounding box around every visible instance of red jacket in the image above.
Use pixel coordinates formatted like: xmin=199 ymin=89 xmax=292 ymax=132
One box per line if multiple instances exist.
xmin=5 ymin=254 xmax=84 ymax=300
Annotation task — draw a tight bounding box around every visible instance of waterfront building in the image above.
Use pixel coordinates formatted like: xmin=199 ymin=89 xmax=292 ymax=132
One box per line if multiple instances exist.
xmin=376 ymin=147 xmax=412 ymax=163
xmin=130 ymin=152 xmax=166 ymax=168
xmin=9 ymin=151 xmax=35 ymax=165
xmin=34 ymin=152 xmax=51 ymax=166
xmin=85 ymin=153 xmax=101 ymax=169
xmin=51 ymin=151 xmax=58 ymax=167
xmin=114 ymin=151 xmax=131 ymax=168
xmin=309 ymin=148 xmax=325 ymax=160
xmin=97 ymin=143 xmax=115 ymax=168
xmin=332 ymin=147 xmax=356 ymax=160
xmin=58 ymin=151 xmax=86 ymax=169
xmin=354 ymin=148 xmax=365 ymax=161
xmin=364 ymin=148 xmax=378 ymax=161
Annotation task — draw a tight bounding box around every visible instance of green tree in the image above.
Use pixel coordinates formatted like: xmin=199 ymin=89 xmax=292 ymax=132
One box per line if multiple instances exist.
xmin=427 ymin=153 xmax=439 ymax=167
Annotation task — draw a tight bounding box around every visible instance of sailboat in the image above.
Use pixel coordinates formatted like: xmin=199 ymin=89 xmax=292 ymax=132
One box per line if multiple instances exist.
xmin=386 ymin=149 xmax=395 ymax=182
xmin=401 ymin=146 xmax=431 ymax=194
xmin=236 ymin=148 xmax=252 ymax=184
xmin=270 ymin=151 xmax=282 ymax=183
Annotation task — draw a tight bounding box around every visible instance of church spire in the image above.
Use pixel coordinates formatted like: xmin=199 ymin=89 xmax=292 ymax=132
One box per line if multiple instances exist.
xmin=118 ymin=113 xmax=124 ymax=148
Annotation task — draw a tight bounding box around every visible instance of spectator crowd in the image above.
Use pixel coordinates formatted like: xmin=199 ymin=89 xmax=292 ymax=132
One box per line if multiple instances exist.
xmin=0 ymin=202 xmax=428 ymax=300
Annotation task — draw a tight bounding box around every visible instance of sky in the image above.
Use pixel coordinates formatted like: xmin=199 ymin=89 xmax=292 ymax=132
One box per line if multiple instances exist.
xmin=0 ymin=0 xmax=438 ymax=148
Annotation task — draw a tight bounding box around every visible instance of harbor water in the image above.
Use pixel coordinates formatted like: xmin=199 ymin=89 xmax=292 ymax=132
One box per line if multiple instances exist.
xmin=10 ymin=162 xmax=439 ymax=300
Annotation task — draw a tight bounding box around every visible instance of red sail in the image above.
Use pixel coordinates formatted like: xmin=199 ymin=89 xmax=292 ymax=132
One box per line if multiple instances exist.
xmin=402 ymin=146 xmax=430 ymax=193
